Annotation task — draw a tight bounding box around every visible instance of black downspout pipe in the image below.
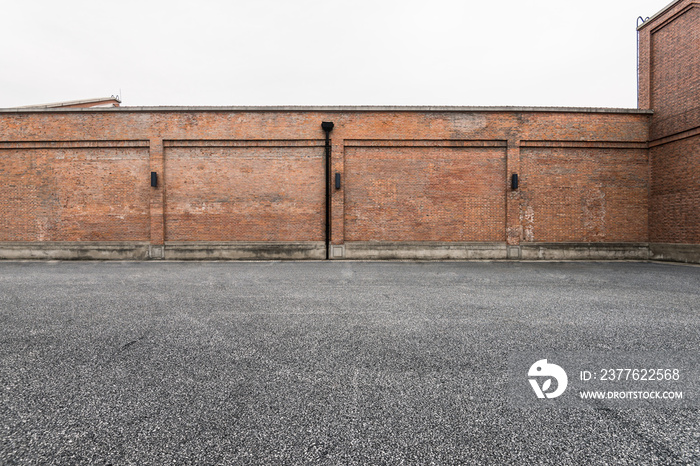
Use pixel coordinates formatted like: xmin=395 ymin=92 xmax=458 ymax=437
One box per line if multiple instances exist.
xmin=321 ymin=122 xmax=334 ymax=260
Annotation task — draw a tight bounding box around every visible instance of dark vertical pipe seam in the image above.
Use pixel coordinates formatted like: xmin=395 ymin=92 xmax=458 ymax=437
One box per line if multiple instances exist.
xmin=321 ymin=122 xmax=334 ymax=259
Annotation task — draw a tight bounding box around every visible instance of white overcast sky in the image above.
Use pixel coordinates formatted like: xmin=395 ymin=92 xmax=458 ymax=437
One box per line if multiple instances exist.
xmin=0 ymin=0 xmax=673 ymax=108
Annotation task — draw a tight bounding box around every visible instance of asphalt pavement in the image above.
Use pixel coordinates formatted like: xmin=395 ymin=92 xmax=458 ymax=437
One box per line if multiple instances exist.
xmin=1 ymin=261 xmax=698 ymax=464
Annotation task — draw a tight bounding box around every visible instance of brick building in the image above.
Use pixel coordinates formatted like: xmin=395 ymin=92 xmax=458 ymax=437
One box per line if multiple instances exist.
xmin=0 ymin=0 xmax=698 ymax=263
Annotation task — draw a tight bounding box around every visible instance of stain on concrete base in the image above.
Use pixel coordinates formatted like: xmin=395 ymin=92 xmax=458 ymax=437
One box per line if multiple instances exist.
xmin=520 ymin=243 xmax=650 ymax=260
xmin=163 ymin=242 xmax=325 ymax=260
xmin=650 ymin=243 xmax=700 ymax=264
xmin=343 ymin=242 xmax=508 ymax=260
xmin=0 ymin=242 xmax=150 ymax=260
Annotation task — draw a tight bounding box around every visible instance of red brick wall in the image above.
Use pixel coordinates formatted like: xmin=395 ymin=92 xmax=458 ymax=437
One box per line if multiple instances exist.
xmin=344 ymin=144 xmax=506 ymax=242
xmin=520 ymin=145 xmax=648 ymax=242
xmin=164 ymin=143 xmax=324 ymax=242
xmin=648 ymin=4 xmax=700 ymax=139
xmin=649 ymin=136 xmax=700 ymax=243
xmin=639 ymin=0 xmax=700 ymax=245
xmin=0 ymin=109 xmax=650 ymax=252
xmin=0 ymin=142 xmax=150 ymax=242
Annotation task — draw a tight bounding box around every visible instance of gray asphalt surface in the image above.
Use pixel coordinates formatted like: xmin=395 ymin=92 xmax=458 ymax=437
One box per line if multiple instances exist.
xmin=1 ymin=261 xmax=698 ymax=465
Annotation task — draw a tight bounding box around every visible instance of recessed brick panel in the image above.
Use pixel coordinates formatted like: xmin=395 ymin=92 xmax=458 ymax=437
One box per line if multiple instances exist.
xmin=0 ymin=147 xmax=150 ymax=241
xmin=521 ymin=148 xmax=648 ymax=242
xmin=650 ymin=135 xmax=700 ymax=243
xmin=164 ymin=146 xmax=324 ymax=241
xmin=344 ymin=146 xmax=506 ymax=242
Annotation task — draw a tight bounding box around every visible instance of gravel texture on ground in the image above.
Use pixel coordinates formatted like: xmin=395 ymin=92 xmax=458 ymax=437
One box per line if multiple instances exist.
xmin=1 ymin=261 xmax=698 ymax=464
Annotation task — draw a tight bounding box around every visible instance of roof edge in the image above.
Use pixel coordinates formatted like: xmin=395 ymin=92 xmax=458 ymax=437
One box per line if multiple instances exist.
xmin=637 ymin=0 xmax=685 ymax=30
xmin=10 ymin=96 xmax=121 ymax=109
xmin=0 ymin=105 xmax=654 ymax=114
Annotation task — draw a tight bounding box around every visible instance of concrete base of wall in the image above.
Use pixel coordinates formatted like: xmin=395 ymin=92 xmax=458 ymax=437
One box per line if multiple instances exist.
xmin=3 ymin=241 xmax=696 ymax=263
xmin=163 ymin=242 xmax=326 ymax=260
xmin=519 ymin=243 xmax=650 ymax=260
xmin=342 ymin=242 xmax=508 ymax=260
xmin=0 ymin=242 xmax=150 ymax=260
xmin=341 ymin=241 xmax=652 ymax=260
xmin=650 ymin=243 xmax=700 ymax=264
